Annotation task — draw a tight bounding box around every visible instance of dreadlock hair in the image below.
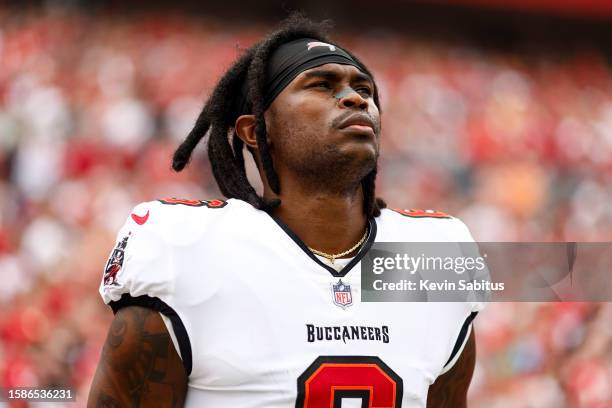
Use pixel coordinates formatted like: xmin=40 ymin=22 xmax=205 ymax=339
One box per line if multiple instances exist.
xmin=172 ymin=13 xmax=387 ymax=217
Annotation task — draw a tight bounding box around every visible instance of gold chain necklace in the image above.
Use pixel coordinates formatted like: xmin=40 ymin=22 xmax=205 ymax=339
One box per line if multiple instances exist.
xmin=308 ymin=228 xmax=368 ymax=264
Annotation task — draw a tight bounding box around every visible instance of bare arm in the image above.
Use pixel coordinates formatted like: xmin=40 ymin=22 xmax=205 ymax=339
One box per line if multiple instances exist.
xmin=88 ymin=306 xmax=187 ymax=408
xmin=427 ymin=328 xmax=476 ymax=408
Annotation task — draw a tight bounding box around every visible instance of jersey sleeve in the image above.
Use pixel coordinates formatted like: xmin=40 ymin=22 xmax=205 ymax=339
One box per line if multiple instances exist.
xmin=449 ymin=216 xmax=488 ymax=313
xmin=100 ymin=202 xmax=174 ymax=307
xmin=439 ymin=311 xmax=477 ymax=375
xmin=99 ymin=201 xmax=193 ymax=375
xmin=437 ymin=216 xmax=486 ymax=375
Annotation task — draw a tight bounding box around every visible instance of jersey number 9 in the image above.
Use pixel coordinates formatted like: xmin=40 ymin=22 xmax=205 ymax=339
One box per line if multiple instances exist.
xmin=296 ymin=356 xmax=403 ymax=407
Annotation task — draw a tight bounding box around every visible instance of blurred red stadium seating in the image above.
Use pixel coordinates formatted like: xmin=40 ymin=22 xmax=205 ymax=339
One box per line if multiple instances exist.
xmin=0 ymin=7 xmax=610 ymax=408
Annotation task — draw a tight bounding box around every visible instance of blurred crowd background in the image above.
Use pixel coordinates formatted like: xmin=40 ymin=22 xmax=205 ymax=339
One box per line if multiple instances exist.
xmin=0 ymin=2 xmax=611 ymax=407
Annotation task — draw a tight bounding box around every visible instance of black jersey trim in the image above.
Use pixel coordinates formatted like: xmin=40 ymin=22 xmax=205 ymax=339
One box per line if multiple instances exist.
xmin=109 ymin=294 xmax=193 ymax=376
xmin=443 ymin=311 xmax=478 ymax=369
xmin=269 ymin=216 xmax=378 ymax=278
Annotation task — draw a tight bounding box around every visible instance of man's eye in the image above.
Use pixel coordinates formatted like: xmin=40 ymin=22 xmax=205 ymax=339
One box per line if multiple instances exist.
xmin=311 ymin=81 xmax=331 ymax=89
xmin=356 ymin=87 xmax=372 ymax=96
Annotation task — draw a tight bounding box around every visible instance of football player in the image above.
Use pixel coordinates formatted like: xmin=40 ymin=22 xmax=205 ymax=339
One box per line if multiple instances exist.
xmin=89 ymin=14 xmax=482 ymax=408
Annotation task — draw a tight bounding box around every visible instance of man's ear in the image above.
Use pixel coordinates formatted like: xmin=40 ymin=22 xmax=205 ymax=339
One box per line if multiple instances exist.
xmin=235 ymin=115 xmax=258 ymax=149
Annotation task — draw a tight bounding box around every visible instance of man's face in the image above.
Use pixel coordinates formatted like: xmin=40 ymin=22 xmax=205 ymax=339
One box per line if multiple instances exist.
xmin=264 ymin=63 xmax=381 ymax=189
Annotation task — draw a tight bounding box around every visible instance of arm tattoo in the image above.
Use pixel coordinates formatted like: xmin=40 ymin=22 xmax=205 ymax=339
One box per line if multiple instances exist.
xmin=88 ymin=307 xmax=187 ymax=408
xmin=427 ymin=329 xmax=476 ymax=408
xmin=107 ymin=313 xmax=127 ymax=349
xmin=95 ymin=391 xmax=122 ymax=408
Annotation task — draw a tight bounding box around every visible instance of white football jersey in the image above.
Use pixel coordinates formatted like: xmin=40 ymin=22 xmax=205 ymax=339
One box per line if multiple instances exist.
xmin=100 ymin=198 xmax=483 ymax=408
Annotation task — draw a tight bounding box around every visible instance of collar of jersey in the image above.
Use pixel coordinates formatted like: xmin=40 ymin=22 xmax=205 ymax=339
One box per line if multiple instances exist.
xmin=268 ymin=214 xmax=378 ymax=278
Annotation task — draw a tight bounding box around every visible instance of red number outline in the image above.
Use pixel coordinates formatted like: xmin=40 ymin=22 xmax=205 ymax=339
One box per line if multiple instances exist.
xmin=158 ymin=198 xmax=227 ymax=208
xmin=296 ymin=356 xmax=403 ymax=408
xmin=392 ymin=208 xmax=451 ymax=219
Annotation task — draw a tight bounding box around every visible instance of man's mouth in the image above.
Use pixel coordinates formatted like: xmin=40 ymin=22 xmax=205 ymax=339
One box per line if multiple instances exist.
xmin=337 ymin=113 xmax=376 ymax=136
xmin=341 ymin=125 xmax=375 ymax=138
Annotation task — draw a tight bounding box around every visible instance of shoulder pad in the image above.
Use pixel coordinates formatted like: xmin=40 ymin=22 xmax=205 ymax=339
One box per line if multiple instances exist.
xmin=125 ymin=198 xmax=232 ymax=247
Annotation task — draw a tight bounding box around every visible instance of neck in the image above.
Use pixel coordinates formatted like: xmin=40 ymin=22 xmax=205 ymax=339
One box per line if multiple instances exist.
xmin=268 ymin=174 xmax=368 ymax=257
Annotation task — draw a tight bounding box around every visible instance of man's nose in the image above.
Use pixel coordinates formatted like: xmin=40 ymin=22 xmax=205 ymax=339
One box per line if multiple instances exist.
xmin=336 ymin=88 xmax=369 ymax=110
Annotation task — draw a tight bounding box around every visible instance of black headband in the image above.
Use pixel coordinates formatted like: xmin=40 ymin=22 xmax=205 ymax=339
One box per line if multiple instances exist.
xmin=237 ymin=38 xmax=367 ymax=115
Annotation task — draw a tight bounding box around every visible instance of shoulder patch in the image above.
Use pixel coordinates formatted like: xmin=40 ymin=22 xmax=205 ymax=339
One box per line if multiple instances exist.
xmin=103 ymin=232 xmax=131 ymax=286
xmin=158 ymin=198 xmax=228 ymax=208
xmin=392 ymin=208 xmax=452 ymax=219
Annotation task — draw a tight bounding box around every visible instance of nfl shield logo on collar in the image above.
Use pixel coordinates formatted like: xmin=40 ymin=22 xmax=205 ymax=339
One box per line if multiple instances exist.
xmin=332 ymin=279 xmax=353 ymax=309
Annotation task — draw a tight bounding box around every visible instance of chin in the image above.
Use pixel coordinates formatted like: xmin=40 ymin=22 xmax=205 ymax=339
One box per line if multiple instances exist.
xmin=335 ymin=149 xmax=378 ymax=181
xmin=338 ymin=140 xmax=378 ymax=164
xmin=334 ymin=127 xmax=378 ymax=152
xmin=298 ymin=138 xmax=378 ymax=180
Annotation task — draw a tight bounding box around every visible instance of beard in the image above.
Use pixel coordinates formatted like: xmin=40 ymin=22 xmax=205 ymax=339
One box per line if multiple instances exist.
xmin=282 ymin=137 xmax=379 ymax=196
xmin=266 ymin=107 xmax=381 ymax=196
